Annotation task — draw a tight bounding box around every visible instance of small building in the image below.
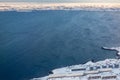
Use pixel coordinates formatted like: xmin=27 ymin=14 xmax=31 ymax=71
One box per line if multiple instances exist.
xmin=95 ymin=66 xmax=101 ymax=69
xmin=71 ymin=68 xmax=86 ymax=71
xmin=85 ymin=70 xmax=99 ymax=75
xmin=108 ymin=65 xmax=114 ymax=68
xmin=88 ymin=76 xmax=101 ymax=80
xmin=89 ymin=67 xmax=94 ymax=71
xmin=99 ymin=68 xmax=112 ymax=72
xmin=102 ymin=75 xmax=117 ymax=80
xmin=102 ymin=65 xmax=107 ymax=68
xmin=114 ymin=64 xmax=119 ymax=68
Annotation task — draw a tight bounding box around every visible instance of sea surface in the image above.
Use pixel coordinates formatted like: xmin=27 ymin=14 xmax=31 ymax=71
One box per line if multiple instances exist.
xmin=0 ymin=10 xmax=120 ymax=80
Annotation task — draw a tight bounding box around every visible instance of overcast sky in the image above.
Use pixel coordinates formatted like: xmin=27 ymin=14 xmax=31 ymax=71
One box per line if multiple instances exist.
xmin=0 ymin=0 xmax=120 ymax=2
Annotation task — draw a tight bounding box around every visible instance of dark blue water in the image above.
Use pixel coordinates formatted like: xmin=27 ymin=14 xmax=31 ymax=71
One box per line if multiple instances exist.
xmin=0 ymin=10 xmax=120 ymax=80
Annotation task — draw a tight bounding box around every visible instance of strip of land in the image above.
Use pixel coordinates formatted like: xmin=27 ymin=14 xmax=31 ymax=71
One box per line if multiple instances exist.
xmin=0 ymin=2 xmax=120 ymax=11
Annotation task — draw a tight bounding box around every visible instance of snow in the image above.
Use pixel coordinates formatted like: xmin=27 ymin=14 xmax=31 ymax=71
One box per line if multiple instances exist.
xmin=85 ymin=61 xmax=94 ymax=65
xmin=31 ymin=47 xmax=120 ymax=80
xmin=31 ymin=58 xmax=120 ymax=80
xmin=103 ymin=47 xmax=120 ymax=55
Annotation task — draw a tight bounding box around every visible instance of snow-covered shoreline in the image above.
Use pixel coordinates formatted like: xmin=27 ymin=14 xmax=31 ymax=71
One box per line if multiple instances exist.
xmin=31 ymin=59 xmax=120 ymax=80
xmin=31 ymin=47 xmax=120 ymax=80
xmin=1 ymin=2 xmax=120 ymax=11
xmin=102 ymin=47 xmax=120 ymax=55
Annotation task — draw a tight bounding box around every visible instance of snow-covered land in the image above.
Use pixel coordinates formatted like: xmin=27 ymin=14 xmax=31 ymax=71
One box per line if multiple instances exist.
xmin=103 ymin=47 xmax=120 ymax=55
xmin=31 ymin=47 xmax=120 ymax=80
xmin=1 ymin=3 xmax=120 ymax=11
xmin=31 ymin=59 xmax=120 ymax=80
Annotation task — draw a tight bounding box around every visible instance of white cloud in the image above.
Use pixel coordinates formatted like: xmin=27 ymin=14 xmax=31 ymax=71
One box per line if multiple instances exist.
xmin=0 ymin=0 xmax=120 ymax=2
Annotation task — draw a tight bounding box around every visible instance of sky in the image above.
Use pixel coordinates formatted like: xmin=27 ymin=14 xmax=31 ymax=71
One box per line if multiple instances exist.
xmin=0 ymin=0 xmax=120 ymax=2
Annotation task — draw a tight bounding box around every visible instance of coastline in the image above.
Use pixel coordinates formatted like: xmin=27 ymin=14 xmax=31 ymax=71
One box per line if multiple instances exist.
xmin=31 ymin=58 xmax=120 ymax=80
xmin=0 ymin=2 xmax=120 ymax=11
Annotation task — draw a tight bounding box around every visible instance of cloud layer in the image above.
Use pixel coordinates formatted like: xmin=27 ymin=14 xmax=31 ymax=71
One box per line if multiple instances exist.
xmin=0 ymin=0 xmax=120 ymax=2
